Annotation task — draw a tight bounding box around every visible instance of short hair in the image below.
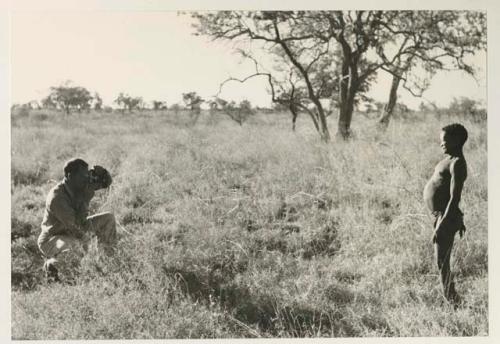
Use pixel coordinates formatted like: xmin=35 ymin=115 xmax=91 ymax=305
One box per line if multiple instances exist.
xmin=63 ymin=158 xmax=88 ymax=177
xmin=442 ymin=123 xmax=468 ymax=147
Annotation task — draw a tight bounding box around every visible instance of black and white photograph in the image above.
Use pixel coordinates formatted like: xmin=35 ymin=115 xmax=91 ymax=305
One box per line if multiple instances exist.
xmin=5 ymin=0 xmax=497 ymax=341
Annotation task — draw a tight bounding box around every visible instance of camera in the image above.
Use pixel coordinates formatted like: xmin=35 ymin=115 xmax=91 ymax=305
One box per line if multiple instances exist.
xmin=89 ymin=168 xmax=100 ymax=184
xmin=88 ymin=166 xmax=112 ymax=189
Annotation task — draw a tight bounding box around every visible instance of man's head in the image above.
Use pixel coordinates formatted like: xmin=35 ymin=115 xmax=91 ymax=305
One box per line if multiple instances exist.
xmin=63 ymin=158 xmax=89 ymax=191
xmin=440 ymin=123 xmax=468 ymax=155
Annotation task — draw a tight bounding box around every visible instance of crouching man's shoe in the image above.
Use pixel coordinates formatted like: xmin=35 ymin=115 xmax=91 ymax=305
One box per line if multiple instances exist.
xmin=43 ymin=258 xmax=60 ymax=283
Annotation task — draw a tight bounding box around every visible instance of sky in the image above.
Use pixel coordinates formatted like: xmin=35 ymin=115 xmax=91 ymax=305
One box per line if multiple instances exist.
xmin=10 ymin=11 xmax=487 ymax=110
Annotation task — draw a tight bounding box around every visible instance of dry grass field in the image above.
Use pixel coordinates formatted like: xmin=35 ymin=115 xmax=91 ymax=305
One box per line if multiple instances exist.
xmin=10 ymin=109 xmax=487 ymax=339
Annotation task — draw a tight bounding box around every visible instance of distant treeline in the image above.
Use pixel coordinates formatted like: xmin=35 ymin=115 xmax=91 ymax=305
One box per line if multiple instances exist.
xmin=12 ymin=84 xmax=486 ymax=129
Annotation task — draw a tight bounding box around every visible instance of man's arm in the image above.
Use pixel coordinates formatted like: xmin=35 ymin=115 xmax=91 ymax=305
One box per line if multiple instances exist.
xmin=435 ymin=158 xmax=467 ymax=235
xmin=48 ymin=194 xmax=88 ymax=239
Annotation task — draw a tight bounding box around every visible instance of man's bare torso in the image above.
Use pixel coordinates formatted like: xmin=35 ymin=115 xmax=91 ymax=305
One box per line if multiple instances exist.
xmin=423 ymin=156 xmax=467 ymax=214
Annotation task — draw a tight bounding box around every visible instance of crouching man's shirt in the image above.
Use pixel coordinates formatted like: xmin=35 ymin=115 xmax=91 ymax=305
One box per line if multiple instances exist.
xmin=38 ymin=179 xmax=95 ymax=247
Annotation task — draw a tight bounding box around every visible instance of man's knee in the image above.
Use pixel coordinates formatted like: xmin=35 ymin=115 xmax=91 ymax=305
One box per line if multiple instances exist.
xmin=102 ymin=212 xmax=116 ymax=227
xmin=39 ymin=235 xmax=76 ymax=258
xmin=88 ymin=212 xmax=116 ymax=229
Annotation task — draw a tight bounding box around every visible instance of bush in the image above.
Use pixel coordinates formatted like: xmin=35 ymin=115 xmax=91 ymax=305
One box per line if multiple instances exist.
xmin=447 ymin=97 xmax=486 ymax=123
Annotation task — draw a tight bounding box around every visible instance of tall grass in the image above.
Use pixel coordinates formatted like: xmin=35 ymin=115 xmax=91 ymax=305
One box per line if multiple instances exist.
xmin=11 ymin=109 xmax=487 ymax=339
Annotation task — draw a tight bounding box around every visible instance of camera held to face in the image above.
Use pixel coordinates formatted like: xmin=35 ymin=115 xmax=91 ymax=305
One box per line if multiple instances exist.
xmin=88 ymin=165 xmax=112 ymax=189
xmin=89 ymin=169 xmax=100 ymax=184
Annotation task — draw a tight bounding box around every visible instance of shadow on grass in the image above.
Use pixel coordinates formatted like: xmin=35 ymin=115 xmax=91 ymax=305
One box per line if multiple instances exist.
xmin=252 ymin=220 xmax=341 ymax=261
xmin=162 ymin=261 xmax=367 ymax=337
xmin=11 ymin=235 xmax=45 ymax=292
xmin=11 ymin=270 xmax=42 ymax=291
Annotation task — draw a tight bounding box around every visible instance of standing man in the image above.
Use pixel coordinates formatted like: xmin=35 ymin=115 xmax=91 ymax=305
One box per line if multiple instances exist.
xmin=423 ymin=123 xmax=468 ymax=304
xmin=38 ymin=158 xmax=117 ymax=282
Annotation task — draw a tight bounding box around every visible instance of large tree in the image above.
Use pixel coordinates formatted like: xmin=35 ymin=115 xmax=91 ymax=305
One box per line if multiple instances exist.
xmin=308 ymin=11 xmax=387 ymax=139
xmin=193 ymin=11 xmax=338 ymax=141
xmin=217 ymin=50 xmax=338 ymax=134
xmin=375 ymin=11 xmax=486 ymax=128
xmin=193 ymin=11 xmax=389 ymax=141
xmin=193 ymin=11 xmax=484 ymax=139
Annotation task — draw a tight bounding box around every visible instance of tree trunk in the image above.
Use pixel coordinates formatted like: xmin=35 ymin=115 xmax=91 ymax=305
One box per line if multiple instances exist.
xmin=276 ymin=32 xmax=330 ymax=142
xmin=297 ymin=103 xmax=328 ymax=141
xmin=378 ymin=74 xmax=401 ymax=129
xmin=304 ymin=108 xmax=320 ymax=134
xmin=289 ymin=105 xmax=298 ymax=131
xmin=337 ymin=62 xmax=349 ymax=139
xmin=338 ymin=91 xmax=356 ymax=139
xmin=337 ymin=63 xmax=358 ymax=140
xmin=316 ymin=106 xmax=331 ymax=142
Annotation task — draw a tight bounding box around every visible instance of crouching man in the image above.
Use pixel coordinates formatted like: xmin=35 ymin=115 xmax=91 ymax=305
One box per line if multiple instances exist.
xmin=38 ymin=158 xmax=117 ymax=282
